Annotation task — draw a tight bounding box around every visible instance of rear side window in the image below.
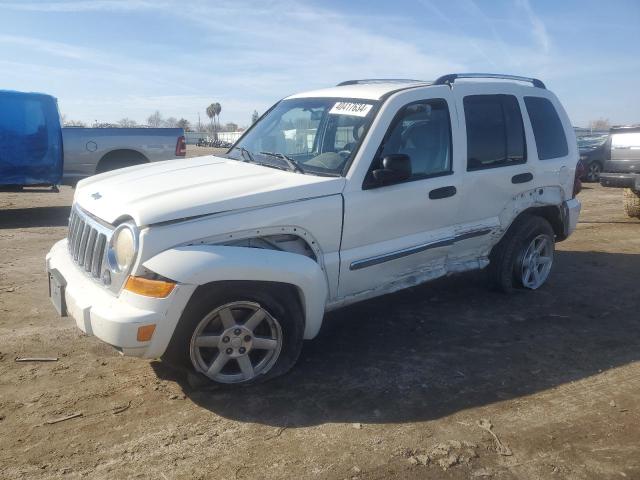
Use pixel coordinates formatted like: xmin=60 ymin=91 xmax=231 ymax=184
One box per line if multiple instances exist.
xmin=524 ymin=96 xmax=568 ymax=160
xmin=464 ymin=95 xmax=526 ymax=171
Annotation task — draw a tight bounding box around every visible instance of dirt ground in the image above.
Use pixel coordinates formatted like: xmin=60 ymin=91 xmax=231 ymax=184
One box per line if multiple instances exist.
xmin=1 ymin=154 xmax=639 ymax=479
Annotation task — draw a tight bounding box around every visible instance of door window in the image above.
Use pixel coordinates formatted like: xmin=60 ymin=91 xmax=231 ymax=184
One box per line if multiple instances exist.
xmin=464 ymin=94 xmax=526 ymax=170
xmin=374 ymin=99 xmax=452 ymax=180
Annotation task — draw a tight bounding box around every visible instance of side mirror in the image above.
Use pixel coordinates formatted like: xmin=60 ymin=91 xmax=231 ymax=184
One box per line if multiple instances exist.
xmin=371 ymin=154 xmax=412 ymax=186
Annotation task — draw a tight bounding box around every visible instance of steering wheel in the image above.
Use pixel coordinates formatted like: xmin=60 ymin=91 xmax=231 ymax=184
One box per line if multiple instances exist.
xmin=337 ymin=150 xmax=352 ymax=159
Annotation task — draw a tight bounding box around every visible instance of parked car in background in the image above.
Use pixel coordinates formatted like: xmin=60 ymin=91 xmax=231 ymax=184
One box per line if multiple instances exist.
xmin=0 ymin=90 xmax=63 ymax=189
xmin=46 ymin=73 xmax=580 ymax=386
xmin=600 ymin=126 xmax=640 ymax=218
xmin=62 ymin=127 xmax=186 ymax=185
xmin=578 ymin=134 xmax=609 ymax=182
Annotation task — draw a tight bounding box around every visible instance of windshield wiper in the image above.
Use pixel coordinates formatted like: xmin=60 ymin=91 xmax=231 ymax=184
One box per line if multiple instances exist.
xmin=229 ymin=146 xmax=256 ymax=163
xmin=259 ymin=151 xmax=305 ymax=174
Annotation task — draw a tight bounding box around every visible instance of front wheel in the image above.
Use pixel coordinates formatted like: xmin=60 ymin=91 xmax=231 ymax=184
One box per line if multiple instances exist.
xmin=163 ymin=284 xmax=304 ymax=386
xmin=488 ymin=215 xmax=555 ymax=293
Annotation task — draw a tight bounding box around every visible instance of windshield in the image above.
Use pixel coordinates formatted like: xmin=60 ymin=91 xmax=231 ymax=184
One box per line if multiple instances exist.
xmin=577 ymin=135 xmax=608 ymax=150
xmin=227 ymin=97 xmax=378 ymax=176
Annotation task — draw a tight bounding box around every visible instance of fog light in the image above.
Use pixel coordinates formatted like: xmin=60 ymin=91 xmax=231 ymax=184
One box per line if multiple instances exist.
xmin=137 ymin=324 xmax=156 ymax=342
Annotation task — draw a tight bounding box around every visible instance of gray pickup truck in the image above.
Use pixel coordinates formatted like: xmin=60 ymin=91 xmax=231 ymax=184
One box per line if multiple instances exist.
xmin=600 ymin=126 xmax=640 ymax=218
xmin=62 ymin=127 xmax=186 ymax=185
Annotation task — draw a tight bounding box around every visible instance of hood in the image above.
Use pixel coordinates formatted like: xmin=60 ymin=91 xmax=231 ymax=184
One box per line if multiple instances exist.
xmin=75 ymin=155 xmax=345 ymax=225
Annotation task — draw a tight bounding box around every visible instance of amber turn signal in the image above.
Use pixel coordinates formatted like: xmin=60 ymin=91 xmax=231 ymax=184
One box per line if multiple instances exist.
xmin=124 ymin=276 xmax=175 ymax=298
xmin=137 ymin=324 xmax=156 ymax=342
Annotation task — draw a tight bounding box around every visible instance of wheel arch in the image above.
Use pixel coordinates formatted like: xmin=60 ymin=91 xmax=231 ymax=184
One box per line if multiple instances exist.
xmin=96 ymin=148 xmax=149 ymax=173
xmin=143 ymin=245 xmax=329 ymax=339
xmin=519 ymin=205 xmax=564 ymax=239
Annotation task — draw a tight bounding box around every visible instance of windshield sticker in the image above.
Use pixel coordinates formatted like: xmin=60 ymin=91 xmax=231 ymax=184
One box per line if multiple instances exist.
xmin=329 ymin=102 xmax=373 ymax=117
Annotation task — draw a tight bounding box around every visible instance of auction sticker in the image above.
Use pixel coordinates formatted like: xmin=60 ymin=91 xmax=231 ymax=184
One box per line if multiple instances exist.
xmin=329 ymin=102 xmax=373 ymax=117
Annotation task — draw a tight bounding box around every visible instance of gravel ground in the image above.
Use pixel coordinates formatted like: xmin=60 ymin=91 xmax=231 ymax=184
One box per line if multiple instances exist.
xmin=1 ymin=156 xmax=639 ymax=479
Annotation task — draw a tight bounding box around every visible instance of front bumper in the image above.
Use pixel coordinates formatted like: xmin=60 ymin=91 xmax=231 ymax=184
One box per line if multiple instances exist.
xmin=46 ymin=239 xmax=196 ymax=358
xmin=600 ymin=173 xmax=640 ymax=190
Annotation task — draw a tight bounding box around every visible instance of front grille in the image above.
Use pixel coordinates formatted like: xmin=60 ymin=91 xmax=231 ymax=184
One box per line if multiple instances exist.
xmin=67 ymin=207 xmax=110 ymax=279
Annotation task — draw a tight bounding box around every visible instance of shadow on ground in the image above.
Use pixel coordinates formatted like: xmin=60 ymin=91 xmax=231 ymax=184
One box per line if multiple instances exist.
xmin=0 ymin=206 xmax=70 ymax=229
xmin=152 ymin=250 xmax=640 ymax=427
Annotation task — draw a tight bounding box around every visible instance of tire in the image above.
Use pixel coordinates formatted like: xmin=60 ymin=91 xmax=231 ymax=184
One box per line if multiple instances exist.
xmin=488 ymin=214 xmax=555 ymax=293
xmin=623 ymin=188 xmax=640 ymax=219
xmin=163 ymin=282 xmax=304 ymax=386
xmin=585 ymin=161 xmax=602 ymax=182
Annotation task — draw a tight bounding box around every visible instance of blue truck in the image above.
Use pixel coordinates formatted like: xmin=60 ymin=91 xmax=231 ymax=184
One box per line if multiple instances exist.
xmin=0 ymin=90 xmax=63 ymax=189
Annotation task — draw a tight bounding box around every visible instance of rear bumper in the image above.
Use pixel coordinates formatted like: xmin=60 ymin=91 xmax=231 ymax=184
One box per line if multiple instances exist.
xmin=600 ymin=173 xmax=640 ymax=190
xmin=564 ymin=198 xmax=581 ymax=238
xmin=46 ymin=239 xmax=196 ymax=358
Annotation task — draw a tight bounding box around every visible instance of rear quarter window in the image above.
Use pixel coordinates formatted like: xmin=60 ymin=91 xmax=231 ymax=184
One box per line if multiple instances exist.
xmin=524 ymin=96 xmax=568 ymax=160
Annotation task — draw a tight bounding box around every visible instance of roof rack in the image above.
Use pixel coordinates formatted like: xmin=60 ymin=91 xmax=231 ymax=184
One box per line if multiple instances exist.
xmin=433 ymin=73 xmax=546 ymax=89
xmin=337 ymin=79 xmax=428 ymax=86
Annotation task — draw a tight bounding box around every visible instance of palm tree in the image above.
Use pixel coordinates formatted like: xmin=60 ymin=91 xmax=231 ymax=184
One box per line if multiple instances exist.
xmin=213 ymin=102 xmax=222 ymax=131
xmin=206 ymin=103 xmax=216 ymax=133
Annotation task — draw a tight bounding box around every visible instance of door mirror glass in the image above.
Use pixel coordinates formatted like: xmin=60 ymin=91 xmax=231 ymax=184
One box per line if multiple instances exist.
xmin=371 ymin=154 xmax=412 ymax=185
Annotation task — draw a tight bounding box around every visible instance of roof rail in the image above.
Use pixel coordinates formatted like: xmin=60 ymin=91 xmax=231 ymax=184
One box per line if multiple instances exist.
xmin=433 ymin=73 xmax=546 ymax=89
xmin=337 ymin=79 xmax=428 ymax=86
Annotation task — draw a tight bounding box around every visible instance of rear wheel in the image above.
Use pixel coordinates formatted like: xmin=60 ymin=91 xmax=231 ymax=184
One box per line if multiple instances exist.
xmin=585 ymin=161 xmax=602 ymax=182
xmin=623 ymin=188 xmax=640 ymax=219
xmin=488 ymin=215 xmax=555 ymax=293
xmin=163 ymin=284 xmax=304 ymax=385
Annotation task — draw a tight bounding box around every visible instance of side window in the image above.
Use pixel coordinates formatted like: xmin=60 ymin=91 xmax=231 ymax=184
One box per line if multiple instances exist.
xmin=524 ymin=96 xmax=569 ymax=160
xmin=464 ymin=94 xmax=526 ymax=171
xmin=378 ymin=99 xmax=452 ymax=179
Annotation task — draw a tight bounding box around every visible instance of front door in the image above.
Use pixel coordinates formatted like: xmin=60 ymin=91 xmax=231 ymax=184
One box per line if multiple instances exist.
xmin=338 ymin=88 xmax=462 ymax=300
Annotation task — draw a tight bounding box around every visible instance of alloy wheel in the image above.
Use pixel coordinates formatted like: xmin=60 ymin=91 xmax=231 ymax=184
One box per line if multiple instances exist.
xmin=189 ymin=301 xmax=282 ymax=384
xmin=520 ymin=234 xmax=553 ymax=289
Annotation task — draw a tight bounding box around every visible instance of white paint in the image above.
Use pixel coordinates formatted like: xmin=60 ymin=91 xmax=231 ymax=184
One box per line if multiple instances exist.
xmin=47 ymin=78 xmax=581 ymax=362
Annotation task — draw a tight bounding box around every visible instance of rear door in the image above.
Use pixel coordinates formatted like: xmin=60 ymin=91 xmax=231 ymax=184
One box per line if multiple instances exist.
xmin=448 ymin=84 xmax=533 ymax=261
xmin=609 ymin=130 xmax=640 ymax=173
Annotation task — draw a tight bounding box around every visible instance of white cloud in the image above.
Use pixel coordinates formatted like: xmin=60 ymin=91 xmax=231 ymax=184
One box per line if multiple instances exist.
xmin=516 ymin=0 xmax=551 ymax=54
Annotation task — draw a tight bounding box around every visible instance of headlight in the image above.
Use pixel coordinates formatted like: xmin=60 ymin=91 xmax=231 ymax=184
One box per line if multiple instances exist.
xmin=108 ymin=223 xmax=138 ymax=273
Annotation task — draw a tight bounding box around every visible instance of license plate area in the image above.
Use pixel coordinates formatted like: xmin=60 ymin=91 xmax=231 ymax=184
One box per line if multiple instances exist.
xmin=48 ymin=268 xmax=67 ymax=316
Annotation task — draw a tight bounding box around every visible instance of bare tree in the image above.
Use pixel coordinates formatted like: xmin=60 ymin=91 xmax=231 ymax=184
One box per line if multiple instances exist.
xmin=117 ymin=118 xmax=138 ymax=128
xmin=251 ymin=110 xmax=259 ymax=124
xmin=147 ymin=111 xmax=163 ymax=127
xmin=177 ymin=118 xmax=191 ymax=131
xmin=589 ymin=118 xmax=610 ymax=132
xmin=164 ymin=117 xmax=178 ymax=128
xmin=66 ymin=120 xmax=87 ymax=127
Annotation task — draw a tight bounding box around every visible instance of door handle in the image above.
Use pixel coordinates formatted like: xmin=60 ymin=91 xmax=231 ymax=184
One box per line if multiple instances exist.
xmin=512 ymin=172 xmax=533 ymax=184
xmin=429 ymin=185 xmax=457 ymax=199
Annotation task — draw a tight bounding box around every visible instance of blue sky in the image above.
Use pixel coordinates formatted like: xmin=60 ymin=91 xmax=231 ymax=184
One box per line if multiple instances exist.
xmin=1 ymin=0 xmax=638 ymax=127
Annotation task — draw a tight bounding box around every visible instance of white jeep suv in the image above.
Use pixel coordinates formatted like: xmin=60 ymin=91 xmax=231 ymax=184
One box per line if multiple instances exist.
xmin=46 ymin=73 xmax=581 ymax=385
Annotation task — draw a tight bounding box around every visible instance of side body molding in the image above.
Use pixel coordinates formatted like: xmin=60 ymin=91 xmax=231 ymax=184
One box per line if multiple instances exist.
xmin=143 ymin=245 xmax=329 ymax=339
